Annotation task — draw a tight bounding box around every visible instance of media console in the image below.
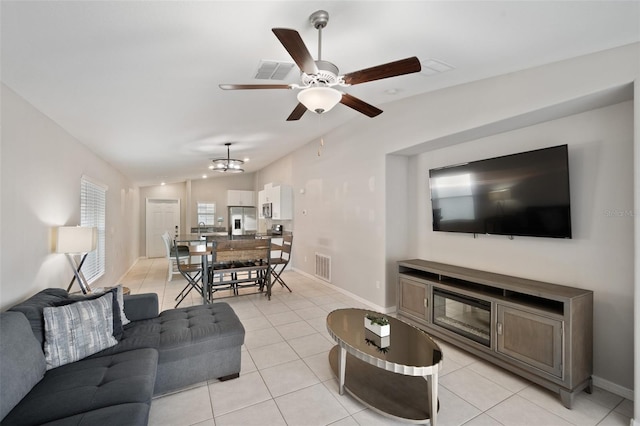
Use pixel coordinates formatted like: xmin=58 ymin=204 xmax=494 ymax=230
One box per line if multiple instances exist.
xmin=397 ymin=259 xmax=593 ymax=408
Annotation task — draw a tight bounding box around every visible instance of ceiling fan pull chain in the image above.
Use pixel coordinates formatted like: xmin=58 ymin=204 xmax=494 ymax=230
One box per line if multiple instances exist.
xmin=316 ymin=115 xmax=324 ymax=156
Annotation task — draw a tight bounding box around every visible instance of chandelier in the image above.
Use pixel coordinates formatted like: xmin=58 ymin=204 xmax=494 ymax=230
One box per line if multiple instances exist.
xmin=209 ymin=143 xmax=244 ymax=173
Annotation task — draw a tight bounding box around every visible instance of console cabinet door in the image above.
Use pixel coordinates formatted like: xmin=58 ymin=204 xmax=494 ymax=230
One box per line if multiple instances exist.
xmin=496 ymin=305 xmax=563 ymax=378
xmin=398 ymin=276 xmax=429 ymax=322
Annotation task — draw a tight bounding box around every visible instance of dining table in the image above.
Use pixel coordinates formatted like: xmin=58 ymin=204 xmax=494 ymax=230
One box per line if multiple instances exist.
xmin=174 ymin=234 xmax=273 ymax=302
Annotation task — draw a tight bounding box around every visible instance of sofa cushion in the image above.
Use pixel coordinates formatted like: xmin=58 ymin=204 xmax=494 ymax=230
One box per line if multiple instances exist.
xmin=8 ymin=288 xmax=69 ymax=348
xmin=33 ymin=403 xmax=151 ymax=426
xmin=122 ymin=293 xmax=159 ymax=322
xmin=62 ymin=287 xmax=123 ymax=340
xmin=91 ymin=303 xmax=245 ymax=361
xmin=0 ymin=348 xmax=158 ymax=426
xmin=0 ymin=312 xmax=46 ymax=420
xmin=43 ymin=292 xmax=118 ymax=370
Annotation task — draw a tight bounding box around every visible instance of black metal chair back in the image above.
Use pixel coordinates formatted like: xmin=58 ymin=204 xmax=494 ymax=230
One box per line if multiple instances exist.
xmin=173 ymin=241 xmax=203 ymax=307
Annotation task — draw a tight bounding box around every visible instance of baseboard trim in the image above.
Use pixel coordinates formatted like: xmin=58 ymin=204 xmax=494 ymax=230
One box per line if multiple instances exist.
xmin=592 ymin=375 xmax=634 ymax=400
xmin=115 ymin=257 xmax=146 ymax=284
xmin=291 ymin=268 xmax=392 ymax=314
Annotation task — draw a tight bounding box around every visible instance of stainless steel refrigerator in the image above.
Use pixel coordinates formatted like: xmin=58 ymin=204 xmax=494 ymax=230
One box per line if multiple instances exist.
xmin=228 ymin=206 xmax=257 ymax=236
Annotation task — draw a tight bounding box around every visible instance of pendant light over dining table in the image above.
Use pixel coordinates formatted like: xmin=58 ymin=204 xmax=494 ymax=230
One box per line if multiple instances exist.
xmin=209 ymin=143 xmax=244 ymax=173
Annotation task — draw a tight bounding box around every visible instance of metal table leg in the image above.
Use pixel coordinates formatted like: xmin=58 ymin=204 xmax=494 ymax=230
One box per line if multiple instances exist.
xmin=426 ymin=372 xmax=438 ymax=426
xmin=338 ymin=344 xmax=347 ymax=395
xmin=202 ymin=252 xmax=209 ymax=304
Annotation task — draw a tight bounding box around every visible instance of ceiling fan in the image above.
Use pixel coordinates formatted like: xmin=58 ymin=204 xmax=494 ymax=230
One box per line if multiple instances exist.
xmin=219 ymin=10 xmax=422 ymax=121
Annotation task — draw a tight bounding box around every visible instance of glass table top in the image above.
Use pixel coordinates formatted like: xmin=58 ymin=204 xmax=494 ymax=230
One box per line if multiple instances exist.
xmin=326 ymin=308 xmax=443 ymax=374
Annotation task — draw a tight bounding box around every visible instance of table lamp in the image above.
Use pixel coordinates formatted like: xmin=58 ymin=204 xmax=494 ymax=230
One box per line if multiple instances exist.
xmin=56 ymin=226 xmax=98 ymax=294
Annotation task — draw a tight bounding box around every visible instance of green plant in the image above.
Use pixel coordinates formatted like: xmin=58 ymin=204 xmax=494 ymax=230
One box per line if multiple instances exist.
xmin=366 ymin=314 xmax=389 ymax=326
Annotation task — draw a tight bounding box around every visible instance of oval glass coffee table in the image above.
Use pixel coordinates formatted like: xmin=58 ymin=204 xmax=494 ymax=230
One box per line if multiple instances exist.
xmin=326 ymin=308 xmax=443 ymax=425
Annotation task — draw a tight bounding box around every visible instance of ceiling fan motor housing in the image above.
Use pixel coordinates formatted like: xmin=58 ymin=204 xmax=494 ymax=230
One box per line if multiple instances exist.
xmin=301 ymin=60 xmax=340 ymax=86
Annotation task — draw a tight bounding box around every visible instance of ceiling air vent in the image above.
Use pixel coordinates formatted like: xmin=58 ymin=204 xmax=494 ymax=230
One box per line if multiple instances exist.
xmin=254 ymin=61 xmax=296 ymax=80
xmin=420 ymin=58 xmax=455 ymax=76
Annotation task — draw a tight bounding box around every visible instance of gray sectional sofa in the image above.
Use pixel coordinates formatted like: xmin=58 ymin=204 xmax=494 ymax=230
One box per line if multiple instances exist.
xmin=0 ymin=288 xmax=245 ymax=426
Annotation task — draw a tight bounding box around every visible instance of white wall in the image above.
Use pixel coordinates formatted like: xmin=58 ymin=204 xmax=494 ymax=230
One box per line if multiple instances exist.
xmin=254 ymin=155 xmax=295 ymax=234
xmin=255 ymin=43 xmax=639 ymax=394
xmin=138 ymin=174 xmax=256 ymax=257
xmin=634 ymin=69 xmax=640 ymax=426
xmin=291 ymin=126 xmax=389 ymax=308
xmin=414 ymin=101 xmax=634 ymax=392
xmin=0 ymin=84 xmax=139 ymax=309
xmin=138 ymin=182 xmax=186 ymax=257
xmin=255 ymin=155 xmax=293 ymax=190
xmin=190 ymin=173 xmax=256 ymax=226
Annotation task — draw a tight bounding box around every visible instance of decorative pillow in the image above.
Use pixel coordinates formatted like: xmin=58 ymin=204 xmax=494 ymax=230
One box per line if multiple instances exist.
xmin=115 ymin=284 xmax=131 ymax=326
xmin=43 ymin=292 xmax=117 ymax=370
xmin=63 ymin=287 xmax=123 ymax=340
xmin=0 ymin=312 xmax=46 ymax=420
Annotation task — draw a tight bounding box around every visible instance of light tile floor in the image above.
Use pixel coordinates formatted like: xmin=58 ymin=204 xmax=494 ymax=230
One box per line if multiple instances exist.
xmin=122 ymin=258 xmax=632 ymax=426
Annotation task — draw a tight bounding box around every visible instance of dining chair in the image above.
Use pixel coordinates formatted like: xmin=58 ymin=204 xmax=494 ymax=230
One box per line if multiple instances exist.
xmin=173 ymin=241 xmax=204 ymax=307
xmin=269 ymin=233 xmax=293 ymax=293
xmin=161 ymin=231 xmax=190 ymax=281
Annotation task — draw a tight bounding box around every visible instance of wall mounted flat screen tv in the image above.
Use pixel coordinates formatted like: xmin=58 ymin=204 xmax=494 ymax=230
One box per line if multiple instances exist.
xmin=429 ymin=145 xmax=572 ymax=238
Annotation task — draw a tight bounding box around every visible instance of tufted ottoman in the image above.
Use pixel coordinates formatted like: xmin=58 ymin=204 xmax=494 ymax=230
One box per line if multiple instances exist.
xmin=96 ymin=302 xmax=246 ymax=395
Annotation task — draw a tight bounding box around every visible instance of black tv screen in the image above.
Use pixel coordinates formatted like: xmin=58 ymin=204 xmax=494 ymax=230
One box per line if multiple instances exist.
xmin=429 ymin=145 xmax=572 ymax=238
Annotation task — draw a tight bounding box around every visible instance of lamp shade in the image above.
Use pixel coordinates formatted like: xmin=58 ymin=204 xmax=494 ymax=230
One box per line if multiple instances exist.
xmin=56 ymin=226 xmax=97 ymax=254
xmin=297 ymin=87 xmax=342 ymax=114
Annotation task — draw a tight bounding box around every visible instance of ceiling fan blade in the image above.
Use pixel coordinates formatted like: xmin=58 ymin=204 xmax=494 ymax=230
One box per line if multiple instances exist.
xmin=342 ymin=56 xmax=422 ymax=86
xmin=286 ymin=103 xmax=307 ymax=121
xmin=272 ymin=28 xmax=318 ymax=75
xmin=340 ymin=93 xmax=383 ymax=118
xmin=219 ymin=84 xmax=291 ymax=90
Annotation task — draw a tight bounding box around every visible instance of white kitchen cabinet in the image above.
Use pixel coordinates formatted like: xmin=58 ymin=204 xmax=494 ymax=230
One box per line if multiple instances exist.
xmin=266 ymin=185 xmax=292 ymax=220
xmin=227 ymin=190 xmax=255 ymax=206
xmin=258 ymin=190 xmax=266 ymax=218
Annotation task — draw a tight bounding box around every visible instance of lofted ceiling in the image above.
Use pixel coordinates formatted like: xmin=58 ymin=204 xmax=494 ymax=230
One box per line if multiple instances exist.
xmin=2 ymin=1 xmax=639 ymax=187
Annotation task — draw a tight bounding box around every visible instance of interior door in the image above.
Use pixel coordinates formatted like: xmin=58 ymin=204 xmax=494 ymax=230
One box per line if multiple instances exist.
xmin=146 ymin=198 xmax=181 ymax=258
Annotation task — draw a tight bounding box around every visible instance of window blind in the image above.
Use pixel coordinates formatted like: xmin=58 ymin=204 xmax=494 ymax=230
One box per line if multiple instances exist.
xmin=80 ymin=177 xmax=106 ymax=283
xmin=197 ymin=202 xmax=216 ymax=226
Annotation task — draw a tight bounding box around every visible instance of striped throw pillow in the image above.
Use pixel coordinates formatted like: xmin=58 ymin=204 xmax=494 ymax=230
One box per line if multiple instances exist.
xmin=43 ymin=292 xmax=117 ymax=370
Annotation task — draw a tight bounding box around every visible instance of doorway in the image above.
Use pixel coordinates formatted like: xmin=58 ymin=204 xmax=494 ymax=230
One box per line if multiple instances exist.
xmin=146 ymin=198 xmax=181 ymax=258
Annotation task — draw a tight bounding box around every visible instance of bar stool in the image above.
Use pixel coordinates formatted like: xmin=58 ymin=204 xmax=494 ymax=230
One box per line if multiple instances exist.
xmin=269 ymin=233 xmax=293 ymax=293
xmin=173 ymin=241 xmax=203 ymax=307
xmin=161 ymin=231 xmax=190 ymax=281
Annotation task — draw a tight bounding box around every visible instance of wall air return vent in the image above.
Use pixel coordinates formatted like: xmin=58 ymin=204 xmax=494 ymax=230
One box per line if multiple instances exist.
xmin=315 ymin=253 xmax=331 ymax=283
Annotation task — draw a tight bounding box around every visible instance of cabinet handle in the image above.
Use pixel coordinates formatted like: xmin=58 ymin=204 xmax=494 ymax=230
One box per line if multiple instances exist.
xmin=424 ymin=298 xmax=428 ymax=308
xmin=497 ymin=322 xmax=503 ymax=335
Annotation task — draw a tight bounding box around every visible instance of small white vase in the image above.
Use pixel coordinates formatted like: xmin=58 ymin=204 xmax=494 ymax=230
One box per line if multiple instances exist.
xmin=364 ymin=317 xmax=390 ymax=337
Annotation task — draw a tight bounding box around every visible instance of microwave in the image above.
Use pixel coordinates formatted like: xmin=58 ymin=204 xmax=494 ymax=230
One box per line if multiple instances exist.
xmin=262 ymin=203 xmax=272 ymax=218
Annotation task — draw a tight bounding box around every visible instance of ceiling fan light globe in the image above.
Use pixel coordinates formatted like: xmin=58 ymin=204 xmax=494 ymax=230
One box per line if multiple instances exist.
xmin=297 ymin=87 xmax=341 ymax=114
